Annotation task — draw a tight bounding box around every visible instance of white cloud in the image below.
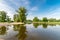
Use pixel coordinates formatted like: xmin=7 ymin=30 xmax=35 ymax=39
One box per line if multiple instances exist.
xmin=8 ymin=0 xmax=30 ymax=8
xmin=28 ymin=7 xmax=60 ymax=20
xmin=30 ymin=7 xmax=38 ymax=11
xmin=27 ymin=6 xmax=38 ymax=18
xmin=46 ymin=8 xmax=60 ymax=19
xmin=0 ymin=1 xmax=16 ymax=20
xmin=24 ymin=1 xmax=29 ymax=5
xmin=0 ymin=0 xmax=30 ymax=20
xmin=0 ymin=0 xmax=47 ymax=20
xmin=27 ymin=6 xmax=39 ymax=20
xmin=27 ymin=15 xmax=34 ymax=20
xmin=8 ymin=0 xmax=21 ymax=7
xmin=27 ymin=12 xmax=34 ymax=20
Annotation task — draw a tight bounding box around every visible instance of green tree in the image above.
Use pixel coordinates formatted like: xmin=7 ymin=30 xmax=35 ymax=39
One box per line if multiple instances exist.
xmin=13 ymin=14 xmax=19 ymax=22
xmin=42 ymin=17 xmax=48 ymax=22
xmin=39 ymin=20 xmax=43 ymax=22
xmin=48 ymin=18 xmax=56 ymax=22
xmin=0 ymin=11 xmax=6 ymax=22
xmin=0 ymin=11 xmax=11 ymax=22
xmin=33 ymin=17 xmax=39 ymax=22
xmin=26 ymin=20 xmax=32 ymax=24
xmin=56 ymin=19 xmax=60 ymax=22
xmin=17 ymin=7 xmax=27 ymax=23
xmin=6 ymin=16 xmax=11 ymax=22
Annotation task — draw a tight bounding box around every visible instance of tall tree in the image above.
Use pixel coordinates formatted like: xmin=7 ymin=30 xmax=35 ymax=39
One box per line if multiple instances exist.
xmin=17 ymin=7 xmax=27 ymax=23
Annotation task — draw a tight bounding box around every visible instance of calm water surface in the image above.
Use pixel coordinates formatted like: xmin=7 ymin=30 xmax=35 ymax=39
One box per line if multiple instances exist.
xmin=0 ymin=24 xmax=60 ymax=40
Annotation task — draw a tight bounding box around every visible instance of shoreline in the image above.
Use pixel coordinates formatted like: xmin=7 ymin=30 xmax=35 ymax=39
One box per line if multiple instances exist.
xmin=0 ymin=22 xmax=24 ymax=26
xmin=0 ymin=22 xmax=60 ymax=25
xmin=33 ymin=22 xmax=60 ymax=24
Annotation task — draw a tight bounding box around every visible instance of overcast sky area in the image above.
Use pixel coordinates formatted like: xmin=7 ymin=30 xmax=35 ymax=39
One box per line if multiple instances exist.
xmin=0 ymin=0 xmax=60 ymax=20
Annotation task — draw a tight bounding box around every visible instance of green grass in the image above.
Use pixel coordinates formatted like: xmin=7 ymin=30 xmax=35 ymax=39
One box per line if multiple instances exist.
xmin=33 ymin=22 xmax=60 ymax=24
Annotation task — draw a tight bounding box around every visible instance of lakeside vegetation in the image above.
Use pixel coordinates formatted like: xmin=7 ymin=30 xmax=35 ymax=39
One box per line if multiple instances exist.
xmin=0 ymin=7 xmax=27 ymax=24
xmin=0 ymin=11 xmax=11 ymax=22
xmin=32 ymin=17 xmax=60 ymax=24
xmin=0 ymin=7 xmax=60 ymax=24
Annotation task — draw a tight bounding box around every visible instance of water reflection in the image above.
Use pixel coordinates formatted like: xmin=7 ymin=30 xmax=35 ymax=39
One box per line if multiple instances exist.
xmin=33 ymin=23 xmax=57 ymax=28
xmin=13 ymin=25 xmax=21 ymax=31
xmin=13 ymin=24 xmax=27 ymax=40
xmin=0 ymin=24 xmax=60 ymax=40
xmin=0 ymin=26 xmax=6 ymax=35
xmin=33 ymin=23 xmax=48 ymax=28
xmin=33 ymin=23 xmax=39 ymax=28
xmin=42 ymin=24 xmax=48 ymax=28
xmin=49 ymin=24 xmax=56 ymax=26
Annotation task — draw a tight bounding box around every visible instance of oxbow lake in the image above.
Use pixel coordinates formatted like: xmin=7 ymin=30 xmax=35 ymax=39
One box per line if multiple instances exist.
xmin=0 ymin=24 xmax=60 ymax=40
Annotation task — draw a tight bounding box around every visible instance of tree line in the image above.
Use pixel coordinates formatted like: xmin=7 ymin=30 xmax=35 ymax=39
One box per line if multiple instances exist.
xmin=13 ymin=7 xmax=27 ymax=23
xmin=0 ymin=7 xmax=60 ymax=23
xmin=0 ymin=11 xmax=11 ymax=22
xmin=32 ymin=17 xmax=60 ymax=22
xmin=0 ymin=7 xmax=27 ymax=23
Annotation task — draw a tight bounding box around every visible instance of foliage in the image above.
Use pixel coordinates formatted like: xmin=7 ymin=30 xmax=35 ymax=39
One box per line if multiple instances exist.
xmin=42 ymin=17 xmax=48 ymax=22
xmin=0 ymin=11 xmax=6 ymax=22
xmin=0 ymin=11 xmax=11 ymax=22
xmin=26 ymin=20 xmax=32 ymax=24
xmin=39 ymin=20 xmax=43 ymax=22
xmin=17 ymin=7 xmax=27 ymax=23
xmin=33 ymin=17 xmax=39 ymax=22
xmin=6 ymin=16 xmax=11 ymax=22
xmin=1 ymin=8 xmax=60 ymax=23
xmin=48 ymin=18 xmax=56 ymax=22
xmin=14 ymin=7 xmax=27 ymax=23
xmin=56 ymin=19 xmax=60 ymax=22
xmin=13 ymin=14 xmax=19 ymax=22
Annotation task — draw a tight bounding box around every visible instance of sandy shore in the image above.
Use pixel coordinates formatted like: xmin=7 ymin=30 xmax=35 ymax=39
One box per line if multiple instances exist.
xmin=0 ymin=22 xmax=60 ymax=26
xmin=0 ymin=22 xmax=24 ymax=26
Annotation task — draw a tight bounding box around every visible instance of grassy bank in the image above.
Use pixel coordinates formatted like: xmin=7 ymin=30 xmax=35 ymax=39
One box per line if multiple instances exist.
xmin=33 ymin=22 xmax=60 ymax=24
xmin=0 ymin=22 xmax=60 ymax=25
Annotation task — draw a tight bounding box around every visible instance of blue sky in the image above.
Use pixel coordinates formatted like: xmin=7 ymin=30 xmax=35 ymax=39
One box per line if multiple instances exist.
xmin=0 ymin=0 xmax=60 ymax=20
